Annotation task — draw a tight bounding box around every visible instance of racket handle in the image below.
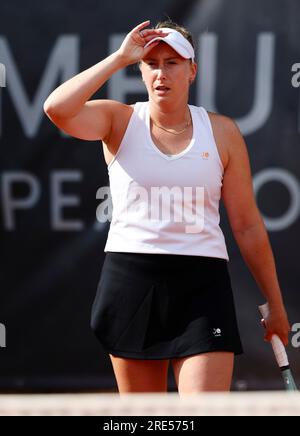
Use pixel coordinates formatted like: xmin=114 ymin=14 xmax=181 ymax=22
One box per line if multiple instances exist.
xmin=259 ymin=303 xmax=289 ymax=368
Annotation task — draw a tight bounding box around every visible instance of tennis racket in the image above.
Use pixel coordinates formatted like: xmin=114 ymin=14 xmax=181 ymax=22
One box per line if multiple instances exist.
xmin=259 ymin=303 xmax=297 ymax=391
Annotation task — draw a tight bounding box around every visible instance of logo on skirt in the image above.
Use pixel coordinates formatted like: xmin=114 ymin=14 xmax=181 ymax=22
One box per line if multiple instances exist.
xmin=213 ymin=328 xmax=222 ymax=338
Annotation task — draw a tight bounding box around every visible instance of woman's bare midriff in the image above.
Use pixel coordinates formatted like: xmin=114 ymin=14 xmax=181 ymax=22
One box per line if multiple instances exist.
xmin=102 ymin=104 xmax=229 ymax=170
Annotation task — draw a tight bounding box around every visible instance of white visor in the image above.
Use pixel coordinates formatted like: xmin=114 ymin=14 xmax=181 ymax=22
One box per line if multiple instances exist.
xmin=143 ymin=28 xmax=195 ymax=62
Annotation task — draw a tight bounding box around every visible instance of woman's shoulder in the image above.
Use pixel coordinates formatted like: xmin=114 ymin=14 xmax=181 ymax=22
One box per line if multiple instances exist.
xmin=206 ymin=110 xmax=242 ymax=138
xmin=204 ymin=110 xmax=243 ymax=171
xmin=191 ymin=105 xmax=239 ymax=136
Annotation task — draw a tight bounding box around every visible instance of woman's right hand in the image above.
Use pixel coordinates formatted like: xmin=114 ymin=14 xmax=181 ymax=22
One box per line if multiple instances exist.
xmin=117 ymin=20 xmax=169 ymax=65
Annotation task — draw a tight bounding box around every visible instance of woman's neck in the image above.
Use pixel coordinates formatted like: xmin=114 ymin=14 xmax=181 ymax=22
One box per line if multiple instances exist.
xmin=148 ymin=100 xmax=190 ymax=128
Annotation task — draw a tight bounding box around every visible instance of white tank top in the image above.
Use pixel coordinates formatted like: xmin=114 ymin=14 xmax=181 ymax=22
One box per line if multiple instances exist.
xmin=103 ymin=101 xmax=229 ymax=261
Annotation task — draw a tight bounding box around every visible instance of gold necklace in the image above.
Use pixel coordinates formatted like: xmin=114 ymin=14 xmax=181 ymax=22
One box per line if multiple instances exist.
xmin=151 ymin=116 xmax=192 ymax=135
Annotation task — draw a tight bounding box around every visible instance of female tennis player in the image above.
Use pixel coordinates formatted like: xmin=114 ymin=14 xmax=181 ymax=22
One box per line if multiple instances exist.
xmin=44 ymin=19 xmax=291 ymax=395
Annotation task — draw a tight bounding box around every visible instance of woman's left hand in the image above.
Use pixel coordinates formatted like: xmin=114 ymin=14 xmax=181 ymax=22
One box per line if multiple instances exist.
xmin=262 ymin=304 xmax=291 ymax=346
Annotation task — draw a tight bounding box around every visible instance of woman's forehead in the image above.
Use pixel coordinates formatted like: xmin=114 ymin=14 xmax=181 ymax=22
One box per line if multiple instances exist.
xmin=143 ymin=42 xmax=182 ymax=60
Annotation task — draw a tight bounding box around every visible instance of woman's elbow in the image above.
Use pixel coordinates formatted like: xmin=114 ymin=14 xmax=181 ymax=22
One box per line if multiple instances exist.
xmin=43 ymin=97 xmax=63 ymax=124
xmin=232 ymin=207 xmax=264 ymax=234
xmin=43 ymin=96 xmax=53 ymax=116
xmin=43 ymin=88 xmax=64 ymax=117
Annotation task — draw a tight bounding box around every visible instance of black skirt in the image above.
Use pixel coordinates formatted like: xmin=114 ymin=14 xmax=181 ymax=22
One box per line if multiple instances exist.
xmin=91 ymin=251 xmax=243 ymax=359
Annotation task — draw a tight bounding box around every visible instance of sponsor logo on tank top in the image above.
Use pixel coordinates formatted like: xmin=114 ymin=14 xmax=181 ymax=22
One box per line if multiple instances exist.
xmin=201 ymin=151 xmax=210 ymax=159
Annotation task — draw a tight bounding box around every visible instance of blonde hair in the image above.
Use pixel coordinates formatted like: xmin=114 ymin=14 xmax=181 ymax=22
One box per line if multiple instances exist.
xmin=154 ymin=19 xmax=195 ymax=50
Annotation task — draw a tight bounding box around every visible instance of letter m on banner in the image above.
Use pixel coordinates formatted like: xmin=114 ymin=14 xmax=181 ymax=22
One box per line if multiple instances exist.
xmin=0 ymin=36 xmax=79 ymax=138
